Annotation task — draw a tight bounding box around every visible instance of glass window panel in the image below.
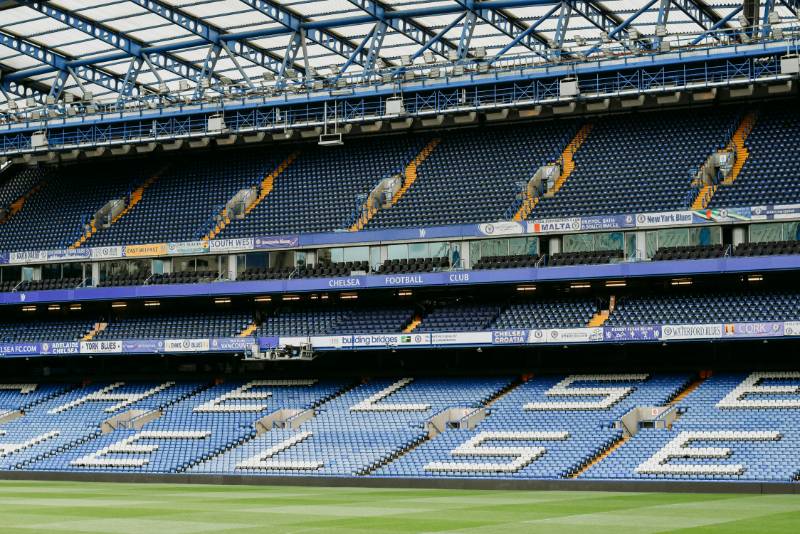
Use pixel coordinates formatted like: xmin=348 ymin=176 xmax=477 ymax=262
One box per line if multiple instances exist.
xmin=749 ymin=223 xmax=782 ymax=243
xmin=563 ymin=233 xmax=594 ymax=252
xmin=784 ymin=222 xmax=800 ymax=241
xmin=645 ymin=231 xmax=659 ymax=259
xmin=451 ymin=243 xmax=463 ymax=269
xmin=408 ymin=242 xmax=428 ymax=259
xmin=469 ymin=241 xmax=481 ymax=266
xmin=388 ymin=244 xmax=408 ymax=261
xmin=316 ymin=249 xmax=332 ymax=265
xmin=369 ymin=246 xmax=381 ymax=270
xmin=343 ymin=246 xmax=368 ymax=262
xmin=625 ymin=233 xmax=637 ymax=260
xmin=330 ymin=248 xmax=344 ymax=264
xmin=508 ymin=237 xmax=528 ymax=256
xmin=596 ymin=232 xmax=624 ymax=251
xmin=429 ymin=242 xmax=448 ymax=259
xmin=481 ymin=239 xmax=506 ymax=257
xmin=656 ymin=228 xmax=689 ymax=248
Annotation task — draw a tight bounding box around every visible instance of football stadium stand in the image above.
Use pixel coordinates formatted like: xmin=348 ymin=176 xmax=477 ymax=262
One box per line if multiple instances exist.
xmin=3 ymin=104 xmax=800 ymax=255
xmin=0 ymin=373 xmax=795 ymax=482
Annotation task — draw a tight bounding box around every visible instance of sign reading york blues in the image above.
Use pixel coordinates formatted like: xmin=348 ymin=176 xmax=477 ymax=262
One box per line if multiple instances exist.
xmin=79 ymin=340 xmax=123 ymax=354
xmin=603 ymin=326 xmax=662 ymax=341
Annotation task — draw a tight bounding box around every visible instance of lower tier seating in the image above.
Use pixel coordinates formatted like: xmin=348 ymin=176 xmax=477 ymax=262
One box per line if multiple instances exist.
xmin=1 ymin=373 xmax=797 ymax=482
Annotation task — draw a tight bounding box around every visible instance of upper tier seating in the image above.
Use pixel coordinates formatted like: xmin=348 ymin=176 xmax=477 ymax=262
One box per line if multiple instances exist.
xmin=709 ymin=108 xmax=800 ymax=208
xmin=491 ymin=297 xmax=597 ymax=329
xmin=583 ymin=373 xmax=800 ymax=481
xmin=365 ymin=121 xmax=577 ymax=229
xmin=95 ymin=312 xmax=252 ymax=340
xmin=0 ymin=162 xmax=153 ymax=252
xmin=652 ymin=245 xmax=726 ymax=261
xmin=89 ymin=150 xmax=288 ymax=246
xmin=0 ymin=166 xmax=47 ymax=214
xmin=4 ymin=104 xmax=800 ymax=253
xmin=219 ymin=136 xmax=428 ymax=237
xmin=606 ymin=291 xmax=800 ymax=326
xmin=532 ymin=109 xmax=738 ymax=218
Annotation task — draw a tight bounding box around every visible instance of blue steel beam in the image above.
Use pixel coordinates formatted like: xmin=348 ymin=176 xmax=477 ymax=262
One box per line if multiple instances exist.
xmin=347 ymin=0 xmax=461 ymax=59
xmin=762 ymin=0 xmax=776 ymax=38
xmin=0 ymin=29 xmax=143 ymax=97
xmin=364 ymin=21 xmax=389 ymax=76
xmin=239 ymin=0 xmax=375 ymax=67
xmin=458 ymin=12 xmax=479 ymax=59
xmin=129 ymin=0 xmax=296 ymax=75
xmin=690 ymin=6 xmax=743 ymax=44
xmin=553 ymin=2 xmax=572 ymax=58
xmin=488 ymin=3 xmax=560 ymax=63
xmin=582 ymin=0 xmax=659 ymax=56
xmin=456 ymin=0 xmax=554 ymax=59
xmin=566 ymin=0 xmax=649 ymax=48
xmin=13 ymin=0 xmax=223 ymax=95
xmin=670 ymin=0 xmax=733 ymax=37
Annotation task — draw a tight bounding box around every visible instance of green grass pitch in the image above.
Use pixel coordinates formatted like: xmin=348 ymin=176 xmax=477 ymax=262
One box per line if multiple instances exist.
xmin=0 ymin=480 xmax=798 ymax=533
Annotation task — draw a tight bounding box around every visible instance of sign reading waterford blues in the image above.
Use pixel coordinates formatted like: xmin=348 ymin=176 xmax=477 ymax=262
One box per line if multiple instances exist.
xmin=661 ymin=324 xmax=724 ymax=340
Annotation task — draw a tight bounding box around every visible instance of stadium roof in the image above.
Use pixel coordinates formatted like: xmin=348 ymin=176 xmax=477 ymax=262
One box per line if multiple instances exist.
xmin=0 ymin=0 xmax=797 ymax=109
